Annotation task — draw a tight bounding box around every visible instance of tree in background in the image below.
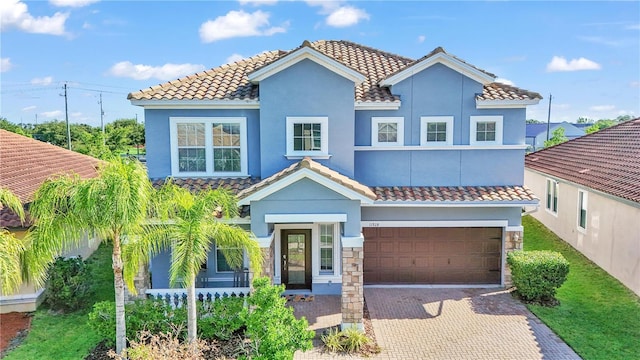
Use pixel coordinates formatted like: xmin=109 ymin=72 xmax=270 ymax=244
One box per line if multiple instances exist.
xmin=544 ymin=127 xmax=568 ymax=148
xmin=586 ymin=115 xmax=632 ymax=134
xmin=526 ymin=119 xmax=544 ymax=124
xmin=576 ymin=117 xmax=594 ymax=124
xmin=0 ymin=118 xmax=31 ymax=137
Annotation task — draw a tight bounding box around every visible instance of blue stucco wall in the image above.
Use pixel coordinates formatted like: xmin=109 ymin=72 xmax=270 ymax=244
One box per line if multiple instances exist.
xmin=249 ymin=178 xmax=362 ymax=237
xmin=144 ymin=108 xmax=261 ymax=179
xmin=353 ymin=63 xmax=527 ymax=186
xmin=258 ymin=59 xmax=356 ymax=178
xmin=361 ymin=206 xmax=522 ymax=227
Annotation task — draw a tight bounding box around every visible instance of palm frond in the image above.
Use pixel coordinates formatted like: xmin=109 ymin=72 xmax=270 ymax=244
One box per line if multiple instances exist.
xmin=0 ymin=187 xmax=25 ymax=223
xmin=0 ymin=230 xmax=26 ymax=294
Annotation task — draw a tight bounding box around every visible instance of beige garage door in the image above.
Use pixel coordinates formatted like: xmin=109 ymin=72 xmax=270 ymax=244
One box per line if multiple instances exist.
xmin=363 ymin=227 xmax=502 ymax=285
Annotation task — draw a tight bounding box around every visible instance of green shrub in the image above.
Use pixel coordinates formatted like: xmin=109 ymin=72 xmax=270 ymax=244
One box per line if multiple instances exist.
xmin=321 ymin=327 xmax=370 ymax=353
xmin=43 ymin=256 xmax=92 ymax=312
xmin=507 ymin=250 xmax=569 ymax=303
xmin=241 ymin=277 xmax=314 ymax=360
xmin=88 ymin=299 xmax=187 ymax=346
xmin=198 ymin=296 xmax=245 ymax=340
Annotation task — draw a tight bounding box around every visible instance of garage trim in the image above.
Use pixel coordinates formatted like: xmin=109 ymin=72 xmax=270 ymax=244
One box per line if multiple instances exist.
xmin=361 ymin=220 xmax=509 ymax=228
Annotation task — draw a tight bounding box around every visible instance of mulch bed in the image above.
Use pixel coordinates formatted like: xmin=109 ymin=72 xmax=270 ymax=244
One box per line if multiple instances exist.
xmin=0 ymin=312 xmax=33 ymax=357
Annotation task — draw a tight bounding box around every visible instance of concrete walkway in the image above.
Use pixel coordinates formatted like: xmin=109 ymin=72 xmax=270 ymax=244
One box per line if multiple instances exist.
xmin=293 ymin=288 xmax=581 ymax=360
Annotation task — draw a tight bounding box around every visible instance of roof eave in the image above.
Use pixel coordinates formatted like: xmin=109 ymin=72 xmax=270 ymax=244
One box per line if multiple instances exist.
xmin=476 ymin=99 xmax=541 ymax=109
xmin=129 ymin=99 xmax=260 ymax=109
xmin=247 ymin=46 xmax=366 ymax=85
xmin=364 ymin=199 xmax=539 ymax=207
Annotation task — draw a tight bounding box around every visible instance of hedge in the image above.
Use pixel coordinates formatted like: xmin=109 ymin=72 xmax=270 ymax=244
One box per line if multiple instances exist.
xmin=507 ymin=250 xmax=569 ymax=303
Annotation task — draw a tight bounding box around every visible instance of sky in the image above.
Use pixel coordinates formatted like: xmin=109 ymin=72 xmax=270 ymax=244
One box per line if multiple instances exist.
xmin=1 ymin=0 xmax=639 ymax=128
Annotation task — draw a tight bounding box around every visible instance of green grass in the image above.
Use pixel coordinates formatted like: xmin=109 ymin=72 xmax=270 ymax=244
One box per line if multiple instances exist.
xmin=522 ymin=215 xmax=640 ymax=360
xmin=4 ymin=243 xmax=114 ymax=360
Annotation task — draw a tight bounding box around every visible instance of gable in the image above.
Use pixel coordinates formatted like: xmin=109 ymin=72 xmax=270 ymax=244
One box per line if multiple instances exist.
xmin=248 ymin=45 xmax=365 ymax=85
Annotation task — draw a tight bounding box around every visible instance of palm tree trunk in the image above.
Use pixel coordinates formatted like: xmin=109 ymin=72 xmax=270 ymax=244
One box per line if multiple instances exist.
xmin=112 ymin=233 xmax=127 ymax=355
xmin=187 ymin=281 xmax=197 ymax=343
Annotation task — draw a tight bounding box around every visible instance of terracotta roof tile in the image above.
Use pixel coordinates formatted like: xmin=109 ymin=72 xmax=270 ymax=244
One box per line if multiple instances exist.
xmin=237 ymin=157 xmax=377 ymax=201
xmin=129 ymin=40 xmax=536 ymax=104
xmin=478 ymin=82 xmax=542 ymax=101
xmin=525 ymin=118 xmax=640 ymax=204
xmin=150 ymin=177 xmax=262 ymax=194
xmin=0 ymin=130 xmax=102 ymax=227
xmin=373 ymin=185 xmax=537 ymax=203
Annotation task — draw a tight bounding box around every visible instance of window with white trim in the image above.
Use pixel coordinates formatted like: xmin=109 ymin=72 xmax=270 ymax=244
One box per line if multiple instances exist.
xmin=286 ymin=117 xmax=329 ymax=158
xmin=546 ymin=179 xmax=559 ymax=214
xmin=170 ymin=117 xmax=247 ymax=177
xmin=470 ymin=116 xmax=503 ymax=146
xmin=319 ymin=224 xmax=334 ymax=274
xmin=421 ymin=116 xmax=454 ymax=146
xmin=372 ymin=117 xmax=404 ymax=146
xmin=578 ymin=190 xmax=588 ymax=230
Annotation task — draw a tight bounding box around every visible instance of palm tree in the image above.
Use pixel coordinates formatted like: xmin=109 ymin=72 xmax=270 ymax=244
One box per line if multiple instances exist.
xmin=125 ymin=183 xmax=262 ymax=343
xmin=0 ymin=187 xmax=27 ymax=294
xmin=26 ymin=158 xmax=152 ymax=354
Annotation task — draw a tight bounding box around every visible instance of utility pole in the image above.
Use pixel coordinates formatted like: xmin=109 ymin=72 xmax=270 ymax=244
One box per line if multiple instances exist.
xmin=99 ymin=92 xmax=105 ymax=145
xmin=35 ymin=113 xmax=38 ymax=125
xmin=546 ymin=93 xmax=553 ymax=141
xmin=63 ymin=83 xmax=71 ymax=150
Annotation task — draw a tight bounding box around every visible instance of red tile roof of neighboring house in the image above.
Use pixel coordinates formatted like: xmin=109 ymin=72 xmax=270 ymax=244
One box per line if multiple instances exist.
xmin=129 ymin=40 xmax=541 ymax=104
xmin=237 ymin=157 xmax=377 ymax=201
xmin=373 ymin=185 xmax=537 ymax=203
xmin=0 ymin=130 xmax=102 ymax=227
xmin=525 ymin=118 xmax=640 ymax=204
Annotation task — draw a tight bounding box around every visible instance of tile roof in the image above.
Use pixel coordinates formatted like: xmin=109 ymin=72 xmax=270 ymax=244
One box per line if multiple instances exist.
xmin=129 ymin=40 xmax=539 ymax=104
xmin=373 ymin=185 xmax=537 ymax=203
xmin=150 ymin=177 xmax=261 ymax=194
xmin=525 ymin=118 xmax=640 ymax=204
xmin=237 ymin=157 xmax=377 ymax=201
xmin=0 ymin=130 xmax=102 ymax=227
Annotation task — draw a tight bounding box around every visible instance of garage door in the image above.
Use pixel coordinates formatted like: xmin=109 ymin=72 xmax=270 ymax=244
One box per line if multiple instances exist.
xmin=363 ymin=227 xmax=502 ymax=285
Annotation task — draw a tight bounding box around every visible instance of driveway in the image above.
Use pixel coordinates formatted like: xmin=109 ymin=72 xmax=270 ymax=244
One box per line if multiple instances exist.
xmin=293 ymin=288 xmax=581 ymax=359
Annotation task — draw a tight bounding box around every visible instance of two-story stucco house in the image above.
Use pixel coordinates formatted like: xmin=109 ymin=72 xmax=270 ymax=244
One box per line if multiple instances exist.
xmin=128 ymin=40 xmax=541 ymax=329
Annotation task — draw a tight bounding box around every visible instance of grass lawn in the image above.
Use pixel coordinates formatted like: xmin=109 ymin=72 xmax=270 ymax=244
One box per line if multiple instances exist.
xmin=523 ymin=215 xmax=640 ymax=360
xmin=4 ymin=243 xmax=114 ymax=360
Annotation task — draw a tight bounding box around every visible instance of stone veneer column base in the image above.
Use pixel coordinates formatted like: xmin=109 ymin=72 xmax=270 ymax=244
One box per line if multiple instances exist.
xmin=124 ymin=262 xmax=150 ymax=303
xmin=504 ymin=230 xmax=524 ymax=287
xmin=341 ymin=246 xmax=364 ymax=330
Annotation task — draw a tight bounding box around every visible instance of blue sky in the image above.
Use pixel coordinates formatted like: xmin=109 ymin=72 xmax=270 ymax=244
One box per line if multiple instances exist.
xmin=1 ymin=0 xmax=639 ymax=127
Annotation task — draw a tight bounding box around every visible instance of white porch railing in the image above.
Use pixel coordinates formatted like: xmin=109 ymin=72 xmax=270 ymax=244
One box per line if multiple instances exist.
xmin=145 ymin=287 xmax=250 ymax=308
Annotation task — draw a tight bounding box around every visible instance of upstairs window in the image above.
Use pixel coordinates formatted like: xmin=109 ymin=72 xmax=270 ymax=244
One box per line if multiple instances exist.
xmin=546 ymin=179 xmax=559 ymax=214
xmin=286 ymin=117 xmax=329 ymax=158
xmin=421 ymin=116 xmax=454 ymax=146
xmin=470 ymin=116 xmax=503 ymax=146
xmin=170 ymin=117 xmax=247 ymax=177
xmin=372 ymin=117 xmax=404 ymax=146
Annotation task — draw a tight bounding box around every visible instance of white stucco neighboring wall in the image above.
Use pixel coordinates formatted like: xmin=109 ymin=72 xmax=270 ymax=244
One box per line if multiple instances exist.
xmin=525 ymin=169 xmax=640 ymax=296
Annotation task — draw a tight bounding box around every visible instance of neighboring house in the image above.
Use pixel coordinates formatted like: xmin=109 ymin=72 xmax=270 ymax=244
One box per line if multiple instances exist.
xmin=525 ymin=121 xmax=586 ymax=152
xmin=129 ymin=40 xmax=542 ymax=329
xmin=0 ymin=130 xmax=102 ymax=313
xmin=525 ymin=118 xmax=640 ymax=296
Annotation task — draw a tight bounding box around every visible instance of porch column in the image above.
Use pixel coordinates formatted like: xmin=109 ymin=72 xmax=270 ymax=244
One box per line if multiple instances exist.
xmin=504 ymin=227 xmax=524 ymax=287
xmin=124 ymin=262 xmax=150 ymax=303
xmin=256 ymin=235 xmax=274 ymax=284
xmin=341 ymin=235 xmax=364 ymax=330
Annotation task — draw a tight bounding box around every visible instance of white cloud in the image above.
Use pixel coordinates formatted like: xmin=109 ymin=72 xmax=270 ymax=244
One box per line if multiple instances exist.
xmin=417 ymin=35 xmax=426 ymax=43
xmin=630 ymin=81 xmax=640 ymax=88
xmin=307 ymin=1 xmax=369 ymax=28
xmin=108 ymin=61 xmax=206 ymax=81
xmin=495 ymin=78 xmax=514 ymax=86
xmin=546 ymin=56 xmax=601 ymax=72
xmin=626 ymin=24 xmax=640 ymax=30
xmin=22 ymin=105 xmax=37 ymax=112
xmin=589 ymin=105 xmax=615 ymax=112
xmin=225 ymin=53 xmax=245 ymax=64
xmin=31 ymin=76 xmax=53 ymax=86
xmin=1 ymin=58 xmax=13 ymax=72
xmin=199 ymin=10 xmax=287 ymax=43
xmin=49 ymin=0 xmax=100 ymax=7
xmin=579 ymin=36 xmax=625 ymax=47
xmin=82 ymin=22 xmax=92 ymax=29
xmin=70 ymin=112 xmax=83 ymax=117
xmin=41 ymin=110 xmax=63 ymax=118
xmin=325 ymin=6 xmax=369 ymax=27
xmin=1 ymin=0 xmax=68 ymax=35
xmin=238 ymin=0 xmax=278 ymax=5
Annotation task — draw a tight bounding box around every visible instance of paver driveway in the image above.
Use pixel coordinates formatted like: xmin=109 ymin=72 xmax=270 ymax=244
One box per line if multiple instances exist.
xmin=293 ymin=288 xmax=581 ymax=360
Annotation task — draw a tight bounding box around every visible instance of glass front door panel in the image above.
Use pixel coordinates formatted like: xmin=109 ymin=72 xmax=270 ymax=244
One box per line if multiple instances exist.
xmin=287 ymin=234 xmax=306 ymax=284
